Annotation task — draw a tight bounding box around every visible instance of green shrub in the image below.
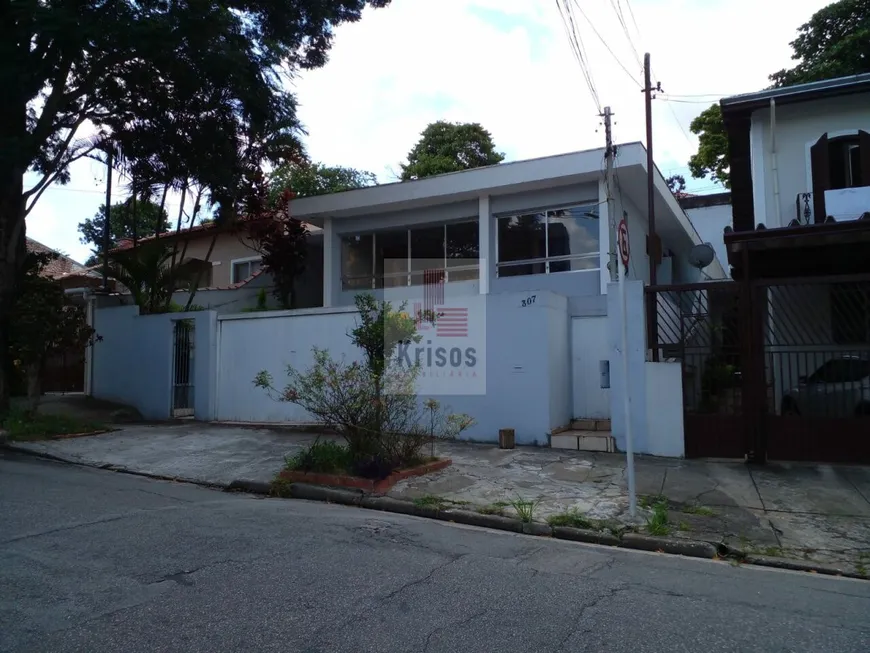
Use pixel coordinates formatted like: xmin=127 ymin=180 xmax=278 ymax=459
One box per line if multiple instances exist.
xmin=284 ymin=439 xmax=352 ymax=474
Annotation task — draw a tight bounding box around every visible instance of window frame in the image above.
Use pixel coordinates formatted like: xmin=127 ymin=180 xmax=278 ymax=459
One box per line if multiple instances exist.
xmin=494 ymin=203 xmax=600 ymax=277
xmin=230 ymin=255 xmax=262 ymax=284
xmin=339 ymin=219 xmax=479 ymax=291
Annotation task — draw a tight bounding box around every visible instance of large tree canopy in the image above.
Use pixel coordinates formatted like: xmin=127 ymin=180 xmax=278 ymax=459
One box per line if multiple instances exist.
xmin=268 ymin=162 xmax=377 ymax=204
xmin=688 ymin=105 xmax=730 ymax=189
xmin=79 ymin=198 xmax=171 ymax=266
xmin=400 ymin=121 xmax=504 ymax=181
xmin=0 ymin=0 xmax=390 ymax=410
xmin=687 ymin=0 xmax=869 ymax=187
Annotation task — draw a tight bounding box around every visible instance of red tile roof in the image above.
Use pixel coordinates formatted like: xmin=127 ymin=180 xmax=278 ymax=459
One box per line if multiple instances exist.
xmin=26 ymin=237 xmax=100 ymax=281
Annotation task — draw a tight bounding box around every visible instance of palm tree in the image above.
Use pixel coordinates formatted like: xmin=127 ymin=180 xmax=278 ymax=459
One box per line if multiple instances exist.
xmin=108 ymin=244 xmax=199 ymax=314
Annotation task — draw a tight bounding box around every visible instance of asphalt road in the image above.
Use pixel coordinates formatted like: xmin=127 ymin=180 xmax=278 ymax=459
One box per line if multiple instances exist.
xmin=2 ymin=452 xmax=869 ymax=653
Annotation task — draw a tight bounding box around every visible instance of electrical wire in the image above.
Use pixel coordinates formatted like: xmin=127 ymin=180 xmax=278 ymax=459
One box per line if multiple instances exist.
xmin=555 ymin=0 xmax=602 ymax=113
xmin=659 ymin=96 xmax=723 ymax=104
xmin=568 ymin=0 xmax=642 ymax=88
xmin=609 ymin=0 xmax=643 ymax=71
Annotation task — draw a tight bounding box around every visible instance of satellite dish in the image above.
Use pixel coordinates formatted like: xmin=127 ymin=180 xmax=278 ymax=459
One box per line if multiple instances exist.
xmin=688 ymin=243 xmax=715 ymax=269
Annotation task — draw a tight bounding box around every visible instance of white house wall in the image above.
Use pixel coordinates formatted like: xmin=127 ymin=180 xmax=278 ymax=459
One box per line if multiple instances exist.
xmin=750 ymin=94 xmax=870 ymax=228
xmin=214 ymin=291 xmax=572 ymax=446
xmin=685 ymin=204 xmax=732 ymax=274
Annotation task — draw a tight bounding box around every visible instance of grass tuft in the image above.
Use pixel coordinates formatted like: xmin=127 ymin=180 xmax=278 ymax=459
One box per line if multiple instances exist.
xmin=509 ymin=495 xmax=541 ymax=523
xmin=546 ymin=509 xmax=595 ymax=530
xmin=683 ymin=504 xmax=716 ymax=517
xmin=1 ymin=409 xmax=106 ymax=441
xmin=646 ymin=499 xmax=670 ymax=536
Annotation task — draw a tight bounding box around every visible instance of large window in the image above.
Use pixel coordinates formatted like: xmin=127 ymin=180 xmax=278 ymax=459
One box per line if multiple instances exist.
xmin=340 ymin=220 xmax=479 ymax=290
xmin=496 ymin=204 xmax=599 ymax=277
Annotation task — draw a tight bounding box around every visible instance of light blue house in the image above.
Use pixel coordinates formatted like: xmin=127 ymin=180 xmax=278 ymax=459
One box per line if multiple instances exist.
xmin=91 ymin=143 xmax=723 ymax=455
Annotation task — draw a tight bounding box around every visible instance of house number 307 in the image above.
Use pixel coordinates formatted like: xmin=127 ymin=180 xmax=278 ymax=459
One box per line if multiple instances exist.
xmin=521 ymin=295 xmax=537 ymax=307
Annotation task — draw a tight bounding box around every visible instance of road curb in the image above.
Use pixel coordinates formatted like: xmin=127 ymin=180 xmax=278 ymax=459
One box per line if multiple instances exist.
xmin=741 ymin=553 xmax=864 ymax=580
xmin=226 ymin=479 xmax=272 ymax=495
xmin=290 ymin=483 xmax=364 ymax=506
xmin=621 ymin=533 xmax=718 ymax=559
xmin=552 ymin=526 xmax=621 ymax=547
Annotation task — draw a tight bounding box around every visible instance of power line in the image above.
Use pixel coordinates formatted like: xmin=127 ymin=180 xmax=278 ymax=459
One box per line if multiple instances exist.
xmin=555 ymin=0 xmax=602 ymax=113
xmin=660 ymin=96 xmax=722 ymax=104
xmin=569 ymin=0 xmax=642 ymax=88
xmin=609 ymin=0 xmax=642 ymax=70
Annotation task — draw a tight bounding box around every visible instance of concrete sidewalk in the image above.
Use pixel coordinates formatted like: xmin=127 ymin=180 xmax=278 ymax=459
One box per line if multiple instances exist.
xmin=9 ymin=422 xmax=870 ymax=574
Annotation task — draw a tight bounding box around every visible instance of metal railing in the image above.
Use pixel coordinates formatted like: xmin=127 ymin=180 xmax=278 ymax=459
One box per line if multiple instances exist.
xmin=795 ymin=192 xmax=814 ymax=225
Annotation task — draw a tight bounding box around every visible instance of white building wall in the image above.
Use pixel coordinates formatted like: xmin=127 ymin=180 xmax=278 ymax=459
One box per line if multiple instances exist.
xmin=685 ymin=203 xmax=732 ymax=273
xmin=750 ymin=93 xmax=870 ymax=228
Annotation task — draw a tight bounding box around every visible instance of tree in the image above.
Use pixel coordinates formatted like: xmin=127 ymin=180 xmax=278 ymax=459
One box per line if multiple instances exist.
xmin=0 ymin=0 xmax=391 ymax=412
xmin=686 ymin=0 xmax=869 ymax=187
xmin=269 ymin=162 xmax=377 ymax=204
xmin=79 ymin=198 xmax=171 ymax=266
xmin=400 ymin=121 xmax=504 ymax=180
xmin=246 ymin=176 xmax=308 ymax=310
xmin=666 ymin=175 xmax=687 ymax=195
xmin=9 ymin=252 xmax=97 ymax=410
xmin=769 ymin=0 xmax=870 ymax=87
xmin=688 ymin=105 xmax=731 ymax=189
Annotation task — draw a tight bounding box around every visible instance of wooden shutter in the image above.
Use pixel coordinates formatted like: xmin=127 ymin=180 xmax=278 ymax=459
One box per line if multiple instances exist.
xmin=810 ymin=133 xmax=829 ymax=223
xmin=859 ymin=130 xmax=870 ymax=187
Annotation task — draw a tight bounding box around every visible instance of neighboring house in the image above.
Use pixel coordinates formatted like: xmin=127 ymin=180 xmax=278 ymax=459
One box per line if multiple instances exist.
xmin=111 ymin=219 xmax=324 ymax=311
xmin=26 ymin=237 xmax=106 ymax=295
xmin=24 ymin=238 xmax=103 ymax=393
xmin=648 ymin=73 xmax=870 ymax=464
xmin=679 ymin=192 xmax=732 ymax=277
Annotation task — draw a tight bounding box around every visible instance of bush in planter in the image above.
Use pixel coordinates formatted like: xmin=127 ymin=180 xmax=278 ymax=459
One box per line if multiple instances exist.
xmin=254 ymin=293 xmax=473 ymax=475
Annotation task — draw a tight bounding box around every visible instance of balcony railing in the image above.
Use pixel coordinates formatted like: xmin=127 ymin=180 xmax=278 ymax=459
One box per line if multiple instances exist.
xmin=796 ymin=188 xmax=870 ymax=226
xmin=795 ymin=192 xmax=815 ymax=225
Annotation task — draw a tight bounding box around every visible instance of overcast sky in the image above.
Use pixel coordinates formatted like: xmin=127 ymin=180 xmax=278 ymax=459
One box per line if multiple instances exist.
xmin=25 ymin=0 xmax=831 ymax=264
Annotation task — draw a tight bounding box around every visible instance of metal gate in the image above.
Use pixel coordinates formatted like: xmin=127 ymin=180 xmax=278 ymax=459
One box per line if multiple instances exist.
xmin=172 ymin=320 xmax=195 ymax=418
xmin=760 ymin=276 xmax=870 ymax=463
xmin=647 ymin=275 xmax=870 ymax=463
xmin=647 ymin=281 xmax=748 ymax=458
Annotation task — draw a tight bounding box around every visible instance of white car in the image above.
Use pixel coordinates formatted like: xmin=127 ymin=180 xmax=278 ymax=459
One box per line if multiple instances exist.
xmin=781 ymin=355 xmax=870 ymax=417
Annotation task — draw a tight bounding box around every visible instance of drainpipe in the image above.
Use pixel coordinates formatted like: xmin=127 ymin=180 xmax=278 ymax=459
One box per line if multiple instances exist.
xmin=770 ymin=99 xmax=781 ymax=225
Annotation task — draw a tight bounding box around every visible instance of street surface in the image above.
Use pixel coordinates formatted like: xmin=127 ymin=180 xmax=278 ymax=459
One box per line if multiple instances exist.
xmin=2 ymin=451 xmax=869 ymax=652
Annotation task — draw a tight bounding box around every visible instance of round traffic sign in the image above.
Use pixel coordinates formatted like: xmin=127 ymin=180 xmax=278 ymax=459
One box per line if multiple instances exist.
xmin=617 ymin=218 xmax=630 ymax=268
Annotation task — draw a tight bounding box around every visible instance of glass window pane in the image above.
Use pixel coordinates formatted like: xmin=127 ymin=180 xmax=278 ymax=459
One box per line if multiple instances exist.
xmin=341 ymin=234 xmax=374 ymax=289
xmin=497 ymin=213 xmax=546 ymax=264
xmin=446 ymin=267 xmax=479 ymax=282
xmin=375 ymin=229 xmax=408 ymax=288
xmin=547 ymin=206 xmax=599 ymax=260
xmin=447 ymin=221 xmax=479 ymax=266
xmin=410 ymin=226 xmax=444 ymax=272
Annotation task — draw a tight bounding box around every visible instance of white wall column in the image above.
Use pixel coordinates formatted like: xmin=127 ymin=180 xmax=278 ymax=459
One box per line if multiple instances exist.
xmin=478 ymin=195 xmax=491 ymax=295
xmin=322 ymin=217 xmax=334 ymax=307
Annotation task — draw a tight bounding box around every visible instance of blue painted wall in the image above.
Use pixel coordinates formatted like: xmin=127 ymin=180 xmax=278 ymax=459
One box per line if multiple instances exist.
xmin=92 ymin=306 xmax=216 ymax=420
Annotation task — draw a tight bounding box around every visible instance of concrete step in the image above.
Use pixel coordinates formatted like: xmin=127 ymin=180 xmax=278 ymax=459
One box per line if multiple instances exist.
xmin=551 ymin=430 xmax=616 ymax=453
xmin=571 ymin=418 xmax=611 ymax=432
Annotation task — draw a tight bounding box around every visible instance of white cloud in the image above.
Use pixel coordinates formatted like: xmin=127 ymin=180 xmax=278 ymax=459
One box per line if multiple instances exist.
xmin=27 ymin=0 xmax=830 ymax=257
xmin=295 ymin=0 xmax=831 ymax=187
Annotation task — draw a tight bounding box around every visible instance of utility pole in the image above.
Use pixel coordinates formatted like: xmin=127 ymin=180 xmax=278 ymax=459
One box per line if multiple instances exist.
xmin=102 ymin=147 xmax=113 ymax=293
xmin=602 ymin=106 xmax=618 ymax=283
xmin=643 ymin=52 xmax=661 ymax=361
